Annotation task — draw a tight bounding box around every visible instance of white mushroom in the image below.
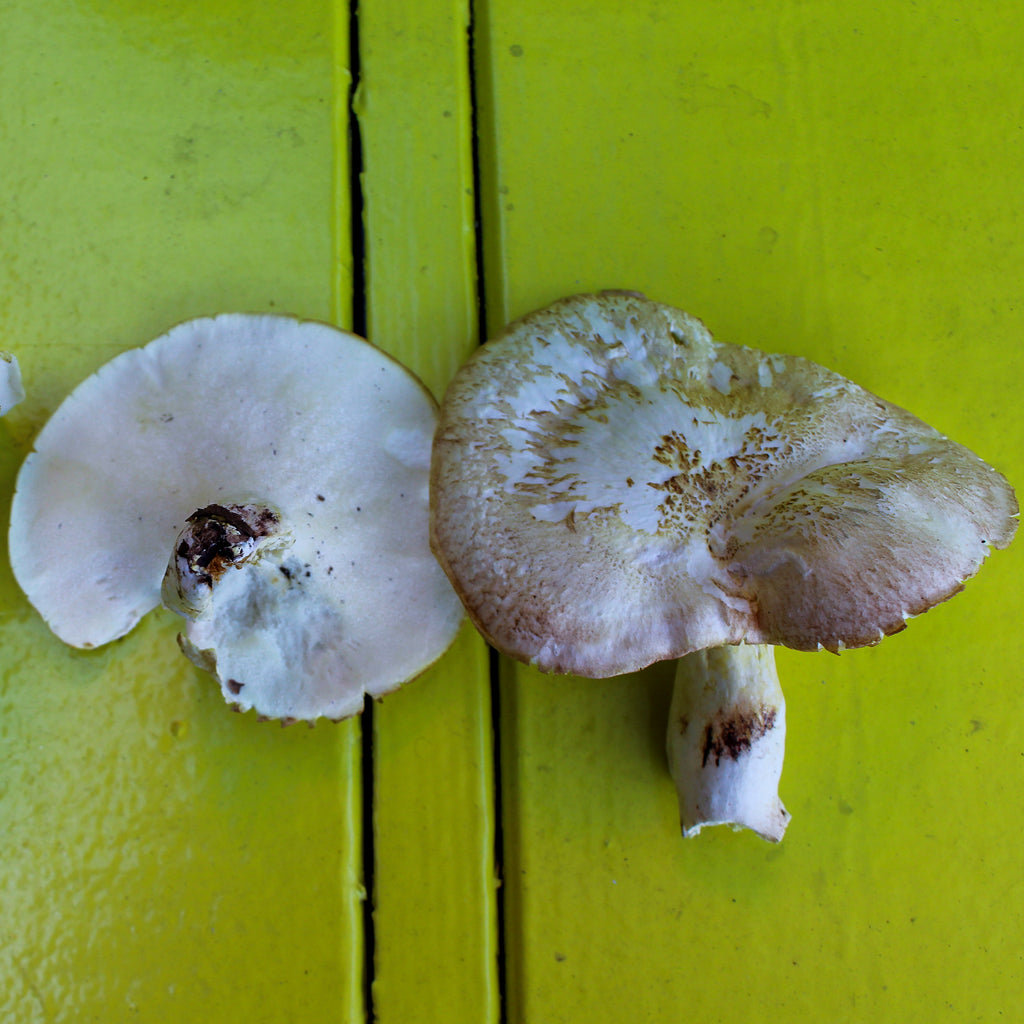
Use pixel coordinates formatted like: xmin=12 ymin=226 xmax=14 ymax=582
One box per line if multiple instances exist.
xmin=9 ymin=314 xmax=463 ymax=722
xmin=430 ymin=291 xmax=1017 ymax=841
xmin=0 ymin=351 xmax=25 ymax=415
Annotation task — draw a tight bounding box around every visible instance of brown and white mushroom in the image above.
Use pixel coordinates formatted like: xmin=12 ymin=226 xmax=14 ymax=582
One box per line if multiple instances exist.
xmin=430 ymin=291 xmax=1017 ymax=841
xmin=9 ymin=314 xmax=463 ymax=722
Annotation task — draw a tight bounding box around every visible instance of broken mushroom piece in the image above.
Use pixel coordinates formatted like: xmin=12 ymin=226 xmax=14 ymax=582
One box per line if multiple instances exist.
xmin=9 ymin=314 xmax=463 ymax=721
xmin=430 ymin=291 xmax=1017 ymax=841
xmin=0 ymin=351 xmax=25 ymax=415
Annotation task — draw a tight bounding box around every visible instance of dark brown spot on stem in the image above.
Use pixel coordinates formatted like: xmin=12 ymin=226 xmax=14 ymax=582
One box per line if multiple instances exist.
xmin=701 ymin=705 xmax=777 ymax=767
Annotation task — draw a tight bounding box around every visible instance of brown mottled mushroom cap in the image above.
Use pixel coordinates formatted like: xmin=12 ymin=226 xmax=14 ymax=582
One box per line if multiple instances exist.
xmin=430 ymin=292 xmax=1017 ymax=677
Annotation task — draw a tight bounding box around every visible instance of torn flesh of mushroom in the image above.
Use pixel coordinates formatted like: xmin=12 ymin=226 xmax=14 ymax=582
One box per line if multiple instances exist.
xmin=162 ymin=503 xmax=291 ymax=619
xmin=160 ymin=502 xmax=356 ymax=720
xmin=668 ymin=644 xmax=789 ymax=842
xmin=169 ymin=517 xmax=350 ymax=721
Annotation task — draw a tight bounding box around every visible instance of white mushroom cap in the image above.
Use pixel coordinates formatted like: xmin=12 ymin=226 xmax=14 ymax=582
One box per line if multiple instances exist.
xmin=9 ymin=314 xmax=463 ymax=720
xmin=431 ymin=292 xmax=1017 ymax=677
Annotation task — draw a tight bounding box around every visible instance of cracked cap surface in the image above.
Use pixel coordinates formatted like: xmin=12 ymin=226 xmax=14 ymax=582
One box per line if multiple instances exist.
xmin=430 ymin=292 xmax=1017 ymax=677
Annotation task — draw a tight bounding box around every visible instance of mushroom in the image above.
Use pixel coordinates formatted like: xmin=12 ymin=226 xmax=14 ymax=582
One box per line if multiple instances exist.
xmin=9 ymin=314 xmax=463 ymax=721
xmin=0 ymin=351 xmax=25 ymax=415
xmin=430 ymin=291 xmax=1017 ymax=840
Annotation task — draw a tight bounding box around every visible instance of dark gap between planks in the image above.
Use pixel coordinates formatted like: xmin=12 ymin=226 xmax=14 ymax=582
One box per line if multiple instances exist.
xmin=349 ymin=0 xmax=506 ymax=1019
xmin=346 ymin=1 xmax=374 ymax=1020
xmin=467 ymin=2 xmax=509 ymax=1021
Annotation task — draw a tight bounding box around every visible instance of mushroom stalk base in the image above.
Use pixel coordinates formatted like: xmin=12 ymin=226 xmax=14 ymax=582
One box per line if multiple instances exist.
xmin=162 ymin=502 xmax=354 ymax=722
xmin=667 ymin=644 xmax=790 ymax=842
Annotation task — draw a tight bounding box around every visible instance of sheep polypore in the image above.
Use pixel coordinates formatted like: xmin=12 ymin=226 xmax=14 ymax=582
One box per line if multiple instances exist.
xmin=10 ymin=314 xmax=464 ymax=721
xmin=430 ymin=291 xmax=1017 ymax=840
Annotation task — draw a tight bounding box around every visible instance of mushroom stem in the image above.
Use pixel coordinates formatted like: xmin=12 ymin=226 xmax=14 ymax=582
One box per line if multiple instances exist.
xmin=161 ymin=502 xmax=351 ymax=720
xmin=667 ymin=644 xmax=790 ymax=842
xmin=161 ymin=502 xmax=290 ymax=619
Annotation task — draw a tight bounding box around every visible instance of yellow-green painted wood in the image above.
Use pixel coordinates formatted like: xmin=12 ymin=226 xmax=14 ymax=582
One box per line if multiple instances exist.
xmin=357 ymin=0 xmax=498 ymax=1019
xmin=476 ymin=2 xmax=1024 ymax=1021
xmin=3 ymin=1 xmax=1023 ymax=1021
xmin=0 ymin=2 xmax=364 ymax=1020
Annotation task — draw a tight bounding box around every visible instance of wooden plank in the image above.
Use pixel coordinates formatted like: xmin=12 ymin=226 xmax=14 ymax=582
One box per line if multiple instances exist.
xmin=0 ymin=2 xmax=364 ymax=1019
xmin=356 ymin=1 xmax=499 ymax=1020
xmin=474 ymin=2 xmax=1024 ymax=1021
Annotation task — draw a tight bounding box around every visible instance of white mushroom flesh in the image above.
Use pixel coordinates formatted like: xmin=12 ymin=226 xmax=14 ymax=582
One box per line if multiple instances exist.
xmin=10 ymin=314 xmax=464 ymax=721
